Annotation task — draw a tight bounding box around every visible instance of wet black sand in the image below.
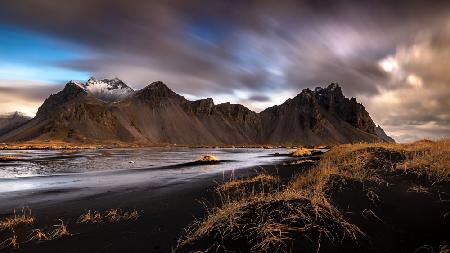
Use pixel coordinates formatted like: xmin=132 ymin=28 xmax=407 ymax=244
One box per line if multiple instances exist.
xmin=0 ymin=160 xmax=308 ymax=253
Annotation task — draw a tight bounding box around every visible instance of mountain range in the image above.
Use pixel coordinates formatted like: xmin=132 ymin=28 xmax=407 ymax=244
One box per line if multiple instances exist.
xmin=0 ymin=112 xmax=31 ymax=137
xmin=0 ymin=78 xmax=394 ymax=145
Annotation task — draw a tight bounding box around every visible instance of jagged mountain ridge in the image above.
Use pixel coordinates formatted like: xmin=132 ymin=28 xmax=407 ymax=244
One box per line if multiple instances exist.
xmin=0 ymin=79 xmax=394 ymax=145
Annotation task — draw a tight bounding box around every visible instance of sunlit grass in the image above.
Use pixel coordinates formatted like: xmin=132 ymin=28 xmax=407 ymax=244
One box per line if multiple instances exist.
xmin=77 ymin=208 xmax=141 ymax=224
xmin=0 ymin=208 xmax=35 ymax=231
xmin=0 ymin=207 xmax=142 ymax=250
xmin=179 ymin=138 xmax=450 ymax=252
xmin=0 ymin=155 xmax=21 ymax=161
xmin=197 ymin=154 xmax=219 ymax=162
xmin=290 ymin=147 xmax=312 ymax=157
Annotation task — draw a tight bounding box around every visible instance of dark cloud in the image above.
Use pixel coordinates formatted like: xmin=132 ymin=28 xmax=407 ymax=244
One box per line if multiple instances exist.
xmin=0 ymin=0 xmax=449 ymax=141
xmin=248 ymin=94 xmax=271 ymax=102
xmin=0 ymin=83 xmax=63 ymax=102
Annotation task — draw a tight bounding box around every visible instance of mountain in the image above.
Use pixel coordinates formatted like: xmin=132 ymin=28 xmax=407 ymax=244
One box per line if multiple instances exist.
xmin=259 ymin=84 xmax=385 ymax=144
xmin=0 ymin=79 xmax=394 ymax=145
xmin=375 ymin=125 xmax=396 ymax=143
xmin=0 ymin=112 xmax=31 ymax=136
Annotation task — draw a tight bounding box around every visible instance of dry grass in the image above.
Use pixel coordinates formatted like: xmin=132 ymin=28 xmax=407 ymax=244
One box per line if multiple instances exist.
xmin=27 ymin=229 xmax=49 ymax=241
xmin=77 ymin=208 xmax=141 ymax=224
xmin=407 ymin=185 xmax=430 ymax=194
xmin=284 ymin=159 xmax=316 ymax=166
xmin=77 ymin=210 xmax=103 ymax=224
xmin=0 ymin=207 xmax=142 ymax=250
xmin=49 ymin=219 xmax=71 ymax=239
xmin=307 ymin=138 xmax=450 ymax=185
xmin=216 ymin=173 xmax=278 ymax=193
xmin=0 ymin=208 xmax=35 ymax=231
xmin=290 ymin=148 xmax=312 ymax=157
xmin=179 ymin=138 xmax=449 ymax=252
xmin=439 ymin=245 xmax=450 ymax=253
xmin=0 ymin=155 xmax=20 ymax=161
xmin=0 ymin=229 xmax=19 ymax=249
xmin=0 ymin=142 xmax=99 ymax=150
xmin=178 ymin=170 xmax=363 ymax=252
xmin=197 ymin=154 xmax=219 ymax=162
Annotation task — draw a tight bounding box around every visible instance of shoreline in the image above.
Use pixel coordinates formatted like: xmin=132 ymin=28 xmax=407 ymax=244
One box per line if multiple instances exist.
xmin=0 ymin=142 xmax=331 ymax=151
xmin=0 ymin=159 xmax=308 ymax=252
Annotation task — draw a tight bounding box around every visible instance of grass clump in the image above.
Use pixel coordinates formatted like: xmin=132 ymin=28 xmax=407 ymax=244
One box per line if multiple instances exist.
xmin=0 ymin=208 xmax=35 ymax=231
xmin=0 ymin=229 xmax=19 ymax=249
xmin=48 ymin=219 xmax=71 ymax=239
xmin=77 ymin=208 xmax=141 ymax=224
xmin=290 ymin=148 xmax=312 ymax=157
xmin=178 ymin=171 xmax=363 ymax=252
xmin=197 ymin=154 xmax=219 ymax=162
xmin=27 ymin=229 xmax=49 ymax=241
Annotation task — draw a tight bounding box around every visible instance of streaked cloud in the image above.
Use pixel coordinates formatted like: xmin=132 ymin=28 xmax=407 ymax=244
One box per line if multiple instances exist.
xmin=0 ymin=0 xmax=449 ymax=142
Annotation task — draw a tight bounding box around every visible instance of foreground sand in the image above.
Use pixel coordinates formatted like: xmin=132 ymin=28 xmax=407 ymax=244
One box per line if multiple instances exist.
xmin=0 ymin=161 xmax=308 ymax=252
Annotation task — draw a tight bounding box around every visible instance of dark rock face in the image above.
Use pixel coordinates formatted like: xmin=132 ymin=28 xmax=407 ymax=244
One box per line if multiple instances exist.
xmin=258 ymin=84 xmax=382 ymax=144
xmin=0 ymin=112 xmax=31 ymax=136
xmin=314 ymin=83 xmax=376 ymax=134
xmin=36 ymin=82 xmax=88 ymax=117
xmin=133 ymin=81 xmax=181 ymax=102
xmin=187 ymin=98 xmax=214 ymax=115
xmin=0 ymin=80 xmax=393 ymax=145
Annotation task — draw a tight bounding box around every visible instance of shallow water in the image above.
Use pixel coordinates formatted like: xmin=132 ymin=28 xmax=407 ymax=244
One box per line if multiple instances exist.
xmin=0 ymin=148 xmax=293 ymax=208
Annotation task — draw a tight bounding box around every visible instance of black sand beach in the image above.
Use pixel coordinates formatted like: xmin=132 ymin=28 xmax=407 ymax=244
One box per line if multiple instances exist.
xmin=0 ymin=160 xmax=309 ymax=253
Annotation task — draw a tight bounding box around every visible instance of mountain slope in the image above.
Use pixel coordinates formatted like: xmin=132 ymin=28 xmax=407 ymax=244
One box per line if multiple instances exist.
xmin=375 ymin=125 xmax=396 ymax=143
xmin=259 ymin=84 xmax=383 ymax=144
xmin=0 ymin=79 xmax=393 ymax=145
xmin=0 ymin=112 xmax=31 ymax=136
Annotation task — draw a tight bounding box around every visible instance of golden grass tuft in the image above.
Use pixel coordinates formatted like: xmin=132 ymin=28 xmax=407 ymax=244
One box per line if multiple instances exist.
xmin=28 ymin=229 xmax=49 ymax=241
xmin=290 ymin=147 xmax=312 ymax=157
xmin=77 ymin=210 xmax=102 ymax=224
xmin=77 ymin=208 xmax=141 ymax=224
xmin=178 ymin=171 xmax=363 ymax=252
xmin=197 ymin=154 xmax=219 ymax=162
xmin=0 ymin=229 xmax=19 ymax=249
xmin=49 ymin=219 xmax=71 ymax=239
xmin=0 ymin=208 xmax=35 ymax=231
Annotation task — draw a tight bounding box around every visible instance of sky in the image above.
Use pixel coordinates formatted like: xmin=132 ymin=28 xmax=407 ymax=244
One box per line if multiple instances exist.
xmin=0 ymin=0 xmax=449 ymax=143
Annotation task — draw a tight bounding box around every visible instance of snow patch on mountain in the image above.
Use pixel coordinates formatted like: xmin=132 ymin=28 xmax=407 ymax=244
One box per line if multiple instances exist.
xmin=81 ymin=77 xmax=134 ymax=102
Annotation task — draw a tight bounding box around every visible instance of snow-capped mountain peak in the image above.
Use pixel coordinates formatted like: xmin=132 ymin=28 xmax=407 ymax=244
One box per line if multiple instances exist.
xmin=82 ymin=77 xmax=134 ymax=102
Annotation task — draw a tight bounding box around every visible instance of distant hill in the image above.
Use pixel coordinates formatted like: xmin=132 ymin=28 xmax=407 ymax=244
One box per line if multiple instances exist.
xmin=0 ymin=112 xmax=31 ymax=137
xmin=0 ymin=78 xmax=394 ymax=145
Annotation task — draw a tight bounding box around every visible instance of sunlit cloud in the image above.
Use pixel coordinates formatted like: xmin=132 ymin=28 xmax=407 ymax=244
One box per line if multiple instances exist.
xmin=378 ymin=56 xmax=399 ymax=73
